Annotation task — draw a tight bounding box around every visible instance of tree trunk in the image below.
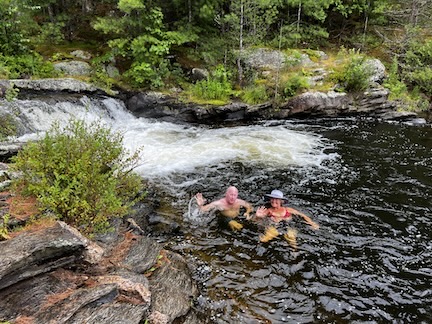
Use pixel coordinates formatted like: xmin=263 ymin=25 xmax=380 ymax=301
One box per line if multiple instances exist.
xmin=275 ymin=20 xmax=283 ymax=101
xmin=188 ymin=0 xmax=192 ymax=23
xmin=362 ymin=0 xmax=370 ymax=49
xmin=297 ymin=2 xmax=302 ymax=32
xmin=296 ymin=2 xmax=302 ymax=46
xmin=410 ymin=0 xmax=419 ymax=26
xmin=82 ymin=0 xmax=92 ymax=13
xmin=238 ymin=0 xmax=244 ymax=87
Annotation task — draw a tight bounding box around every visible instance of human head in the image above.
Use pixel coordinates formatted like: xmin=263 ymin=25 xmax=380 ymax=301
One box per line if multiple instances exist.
xmin=225 ymin=186 xmax=238 ymax=204
xmin=264 ymin=189 xmax=287 ymax=207
xmin=264 ymin=189 xmax=287 ymax=200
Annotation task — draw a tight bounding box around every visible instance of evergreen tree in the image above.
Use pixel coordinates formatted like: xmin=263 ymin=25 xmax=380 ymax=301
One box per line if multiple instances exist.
xmin=93 ymin=0 xmax=190 ymax=88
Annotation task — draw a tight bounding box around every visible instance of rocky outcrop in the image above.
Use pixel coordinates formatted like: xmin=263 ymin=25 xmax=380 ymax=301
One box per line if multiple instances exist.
xmin=1 ymin=78 xmax=98 ymax=93
xmin=126 ymin=88 xmax=419 ymax=124
xmin=0 ymin=221 xmax=200 ymax=323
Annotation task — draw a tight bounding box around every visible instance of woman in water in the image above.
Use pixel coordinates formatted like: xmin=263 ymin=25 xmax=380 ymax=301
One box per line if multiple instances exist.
xmin=255 ymin=189 xmax=319 ymax=245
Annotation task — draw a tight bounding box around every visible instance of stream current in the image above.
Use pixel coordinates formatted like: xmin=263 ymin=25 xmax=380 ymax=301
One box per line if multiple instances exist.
xmin=7 ymin=96 xmax=431 ymax=323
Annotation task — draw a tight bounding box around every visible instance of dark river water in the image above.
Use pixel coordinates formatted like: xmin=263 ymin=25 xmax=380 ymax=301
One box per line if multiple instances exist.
xmin=6 ymin=97 xmax=431 ymax=323
xmin=158 ymin=119 xmax=432 ymax=323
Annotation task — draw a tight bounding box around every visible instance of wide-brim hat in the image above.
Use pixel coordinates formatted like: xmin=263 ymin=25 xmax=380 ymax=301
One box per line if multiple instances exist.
xmin=264 ymin=189 xmax=288 ymax=200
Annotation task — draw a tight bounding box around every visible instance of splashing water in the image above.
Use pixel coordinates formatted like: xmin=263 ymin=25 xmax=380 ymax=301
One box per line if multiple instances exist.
xmin=7 ymin=95 xmax=337 ymax=195
xmin=185 ymin=196 xmax=216 ymax=226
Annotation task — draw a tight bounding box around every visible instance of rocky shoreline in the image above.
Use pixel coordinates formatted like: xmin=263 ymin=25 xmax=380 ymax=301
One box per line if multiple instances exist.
xmin=0 ymin=209 xmax=202 ymax=324
xmin=1 ymin=74 xmax=425 ymax=127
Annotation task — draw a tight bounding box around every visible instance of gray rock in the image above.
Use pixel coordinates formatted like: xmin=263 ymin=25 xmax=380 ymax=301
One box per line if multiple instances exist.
xmin=148 ymin=251 xmax=198 ymax=322
xmin=6 ymin=78 xmax=98 ymax=92
xmin=0 ymin=142 xmax=24 ymax=160
xmin=70 ymin=50 xmax=92 ymax=60
xmin=191 ymin=68 xmax=209 ymax=82
xmin=244 ymin=48 xmax=286 ymax=70
xmin=281 ymin=91 xmax=352 ymax=117
xmin=0 ymin=219 xmax=200 ymax=323
xmin=105 ymin=64 xmax=120 ymax=78
xmin=365 ymin=58 xmax=386 ymax=84
xmin=315 ymin=50 xmax=329 ymax=60
xmin=0 ymin=221 xmax=90 ymax=290
xmin=54 ymin=60 xmax=92 ymax=77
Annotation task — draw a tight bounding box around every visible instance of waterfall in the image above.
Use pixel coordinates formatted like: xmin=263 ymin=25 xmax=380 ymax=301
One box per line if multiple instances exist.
xmin=2 ymin=95 xmax=338 ymax=195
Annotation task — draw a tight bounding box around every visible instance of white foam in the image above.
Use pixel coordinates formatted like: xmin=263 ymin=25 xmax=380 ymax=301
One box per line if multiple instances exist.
xmin=9 ymin=96 xmax=336 ymax=179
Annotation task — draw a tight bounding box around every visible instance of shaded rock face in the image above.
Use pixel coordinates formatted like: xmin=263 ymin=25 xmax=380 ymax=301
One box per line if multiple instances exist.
xmin=0 ymin=221 xmax=199 ymax=323
xmin=126 ymin=88 xmax=419 ymax=124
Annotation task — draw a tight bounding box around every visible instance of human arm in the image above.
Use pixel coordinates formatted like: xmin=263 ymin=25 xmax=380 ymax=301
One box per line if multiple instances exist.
xmin=195 ymin=193 xmax=220 ymax=212
xmin=239 ymin=199 xmax=253 ymax=219
xmin=255 ymin=206 xmax=269 ymax=218
xmin=286 ymin=207 xmax=319 ymax=230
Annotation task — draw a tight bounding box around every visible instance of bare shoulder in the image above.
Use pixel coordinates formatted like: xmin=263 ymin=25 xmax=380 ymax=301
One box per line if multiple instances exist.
xmin=237 ymin=198 xmax=251 ymax=206
xmin=210 ymin=198 xmax=226 ymax=209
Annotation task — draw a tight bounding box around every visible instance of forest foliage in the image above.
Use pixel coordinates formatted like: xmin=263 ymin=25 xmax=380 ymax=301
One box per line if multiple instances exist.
xmin=0 ymin=0 xmax=432 ymax=107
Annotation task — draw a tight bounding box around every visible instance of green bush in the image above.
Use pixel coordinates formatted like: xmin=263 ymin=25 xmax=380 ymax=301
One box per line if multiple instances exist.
xmin=331 ymin=49 xmax=372 ymax=92
xmin=0 ymin=53 xmax=58 ymax=79
xmin=191 ymin=65 xmax=232 ymax=101
xmin=407 ymin=67 xmax=432 ymax=98
xmin=11 ymin=120 xmax=144 ymax=234
xmin=384 ymin=56 xmax=430 ymax=111
xmin=384 ymin=57 xmax=407 ymax=99
xmin=283 ymin=74 xmax=309 ymax=98
xmin=241 ymin=84 xmax=269 ymax=104
xmin=35 ymin=21 xmax=66 ymax=45
xmin=0 ymin=114 xmax=17 ymax=140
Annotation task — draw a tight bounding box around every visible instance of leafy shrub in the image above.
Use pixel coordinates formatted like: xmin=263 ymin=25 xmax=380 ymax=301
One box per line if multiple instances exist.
xmin=283 ymin=74 xmax=309 ymax=98
xmin=393 ymin=39 xmax=432 ymax=101
xmin=0 ymin=114 xmax=17 ymax=140
xmin=35 ymin=21 xmax=66 ymax=45
xmin=407 ymin=67 xmax=432 ymax=98
xmin=331 ymin=49 xmax=372 ymax=92
xmin=384 ymin=57 xmax=407 ymax=99
xmin=0 ymin=53 xmax=58 ymax=79
xmin=191 ymin=65 xmax=232 ymax=101
xmin=405 ymin=39 xmax=432 ymax=68
xmin=11 ymin=120 xmax=143 ymax=234
xmin=124 ymin=60 xmax=169 ymax=89
xmin=241 ymin=84 xmax=269 ymax=104
xmin=384 ymin=57 xmax=430 ymax=111
xmin=5 ymin=85 xmax=19 ymax=102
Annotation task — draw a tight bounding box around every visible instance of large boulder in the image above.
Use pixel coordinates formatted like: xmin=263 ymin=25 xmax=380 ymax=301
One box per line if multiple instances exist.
xmin=54 ymin=60 xmax=92 ymax=77
xmin=365 ymin=58 xmax=387 ymax=84
xmin=0 ymin=220 xmax=200 ymax=323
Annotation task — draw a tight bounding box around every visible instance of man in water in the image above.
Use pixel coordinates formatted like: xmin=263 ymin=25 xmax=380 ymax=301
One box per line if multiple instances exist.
xmin=195 ymin=186 xmax=253 ymax=230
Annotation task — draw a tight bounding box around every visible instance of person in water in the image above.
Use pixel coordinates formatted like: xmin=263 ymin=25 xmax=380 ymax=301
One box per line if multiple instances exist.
xmin=255 ymin=189 xmax=319 ymax=245
xmin=195 ymin=186 xmax=253 ymax=231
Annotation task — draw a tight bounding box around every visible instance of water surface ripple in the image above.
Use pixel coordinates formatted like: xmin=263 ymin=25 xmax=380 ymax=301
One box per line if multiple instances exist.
xmin=164 ymin=120 xmax=432 ymax=323
xmin=9 ymin=98 xmax=431 ymax=323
